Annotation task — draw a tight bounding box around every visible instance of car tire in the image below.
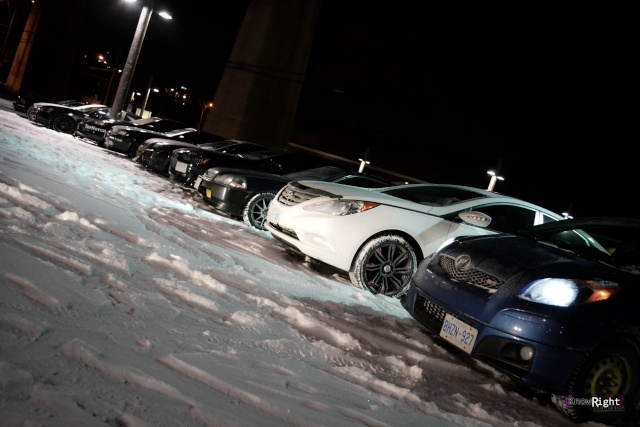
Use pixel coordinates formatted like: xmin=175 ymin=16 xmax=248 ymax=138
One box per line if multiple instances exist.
xmin=127 ymin=141 xmax=142 ymax=158
xmin=349 ymin=234 xmax=417 ymax=298
xmin=551 ymin=336 xmax=640 ymax=425
xmin=26 ymin=106 xmax=36 ymax=121
xmin=51 ymin=116 xmax=76 ymax=134
xmin=242 ymin=193 xmax=275 ymax=230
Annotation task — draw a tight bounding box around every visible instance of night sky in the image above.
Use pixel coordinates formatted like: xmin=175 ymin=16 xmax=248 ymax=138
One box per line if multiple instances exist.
xmin=79 ymin=1 xmax=634 ymax=218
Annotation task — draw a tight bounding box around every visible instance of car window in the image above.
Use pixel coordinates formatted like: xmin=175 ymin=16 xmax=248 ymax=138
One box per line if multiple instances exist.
xmin=197 ymin=141 xmax=238 ymax=149
xmin=176 ymin=132 xmax=226 ymax=144
xmin=541 ymin=225 xmax=639 ymax=269
xmin=87 ymin=109 xmax=110 ymax=119
xmin=471 ymin=204 xmax=537 ymax=233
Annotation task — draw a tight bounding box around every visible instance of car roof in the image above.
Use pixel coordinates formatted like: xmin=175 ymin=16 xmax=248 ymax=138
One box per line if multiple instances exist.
xmin=295 ymin=181 xmax=563 ymax=218
xmin=73 ymin=104 xmax=109 ymax=111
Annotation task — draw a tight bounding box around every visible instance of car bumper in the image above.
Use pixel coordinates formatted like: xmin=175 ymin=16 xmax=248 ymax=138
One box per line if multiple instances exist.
xmin=199 ymin=181 xmax=248 ymax=217
xmin=405 ymin=279 xmax=586 ymax=395
xmin=264 ymin=199 xmax=380 ymax=272
xmin=104 ymin=135 xmax=131 ymax=152
xmin=143 ymin=152 xmax=171 ymax=173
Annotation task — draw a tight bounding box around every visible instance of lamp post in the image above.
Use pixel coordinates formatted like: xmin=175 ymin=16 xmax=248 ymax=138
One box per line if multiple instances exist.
xmin=486 ymin=158 xmax=504 ymax=192
xmin=198 ymin=102 xmax=213 ymax=129
xmin=358 ymin=158 xmax=370 ymax=173
xmin=110 ymin=0 xmax=171 ymax=119
xmin=358 ymin=147 xmax=371 ymax=173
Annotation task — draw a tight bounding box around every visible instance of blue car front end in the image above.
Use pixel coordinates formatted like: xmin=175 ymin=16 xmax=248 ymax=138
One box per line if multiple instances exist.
xmin=405 ymin=236 xmax=627 ymax=396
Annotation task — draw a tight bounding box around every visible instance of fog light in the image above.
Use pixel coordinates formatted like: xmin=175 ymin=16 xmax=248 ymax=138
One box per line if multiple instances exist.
xmin=519 ymin=346 xmax=534 ymax=361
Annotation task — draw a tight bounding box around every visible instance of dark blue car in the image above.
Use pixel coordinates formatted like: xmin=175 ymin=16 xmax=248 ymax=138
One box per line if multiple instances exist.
xmin=404 ymin=217 xmax=640 ymax=425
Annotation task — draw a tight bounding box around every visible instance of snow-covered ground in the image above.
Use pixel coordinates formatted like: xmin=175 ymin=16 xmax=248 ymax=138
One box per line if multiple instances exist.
xmin=0 ymin=107 xmax=605 ymax=426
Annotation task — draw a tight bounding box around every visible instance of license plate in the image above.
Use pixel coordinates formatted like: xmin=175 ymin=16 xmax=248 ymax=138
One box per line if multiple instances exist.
xmin=175 ymin=161 xmax=187 ymax=173
xmin=266 ymin=203 xmax=281 ymax=225
xmin=440 ymin=313 xmax=477 ymax=353
xmin=194 ymin=177 xmax=202 ymax=189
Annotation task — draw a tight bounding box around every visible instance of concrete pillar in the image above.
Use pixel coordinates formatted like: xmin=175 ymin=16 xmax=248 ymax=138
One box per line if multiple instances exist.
xmin=4 ymin=0 xmax=42 ymax=95
xmin=202 ymin=0 xmax=322 ymax=150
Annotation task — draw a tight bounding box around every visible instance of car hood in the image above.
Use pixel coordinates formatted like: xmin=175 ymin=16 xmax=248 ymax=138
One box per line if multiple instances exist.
xmin=452 ymin=233 xmax=635 ymax=281
xmin=146 ymin=139 xmax=196 ymax=149
xmin=205 ymin=167 xmax=285 ymax=180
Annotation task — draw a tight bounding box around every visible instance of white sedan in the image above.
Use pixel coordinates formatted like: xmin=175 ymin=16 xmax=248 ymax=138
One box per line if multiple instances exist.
xmin=265 ymin=182 xmax=565 ymax=298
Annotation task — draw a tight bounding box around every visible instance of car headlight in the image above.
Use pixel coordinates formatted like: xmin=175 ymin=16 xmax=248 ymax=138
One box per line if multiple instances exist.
xmin=303 ymin=200 xmax=379 ymax=216
xmin=517 ymin=278 xmax=621 ymax=307
xmin=203 ymin=168 xmax=220 ymax=180
xmin=214 ymin=174 xmax=247 ymax=189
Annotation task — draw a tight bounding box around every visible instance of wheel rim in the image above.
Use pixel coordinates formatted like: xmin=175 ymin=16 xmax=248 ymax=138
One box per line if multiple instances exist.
xmin=250 ymin=196 xmax=272 ymax=229
xmin=363 ymin=243 xmax=414 ymax=296
xmin=583 ymin=353 xmax=632 ymax=399
xmin=54 ymin=117 xmax=74 ymax=133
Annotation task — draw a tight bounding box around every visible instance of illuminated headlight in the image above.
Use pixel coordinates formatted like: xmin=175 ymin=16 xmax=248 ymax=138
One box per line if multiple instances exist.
xmin=214 ymin=174 xmax=246 ymax=189
xmin=518 ymin=278 xmax=620 ymax=307
xmin=303 ymin=200 xmax=379 ymax=216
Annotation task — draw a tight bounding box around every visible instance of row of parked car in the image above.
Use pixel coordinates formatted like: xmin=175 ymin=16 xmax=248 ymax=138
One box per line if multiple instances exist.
xmin=13 ymin=97 xmax=640 ymax=426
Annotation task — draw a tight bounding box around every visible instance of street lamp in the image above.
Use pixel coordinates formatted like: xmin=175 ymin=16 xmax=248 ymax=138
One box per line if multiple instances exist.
xmin=199 ymin=102 xmax=214 ymax=129
xmin=110 ymin=0 xmax=171 ymax=119
xmin=486 ymin=170 xmax=504 ymax=191
xmin=358 ymin=147 xmax=370 ymax=173
xmin=358 ymin=158 xmax=370 ymax=173
xmin=486 ymin=158 xmax=504 ymax=191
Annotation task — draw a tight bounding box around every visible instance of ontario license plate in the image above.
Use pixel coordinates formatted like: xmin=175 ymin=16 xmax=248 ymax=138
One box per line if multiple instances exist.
xmin=440 ymin=313 xmax=477 ymax=353
xmin=266 ymin=203 xmax=281 ymax=225
xmin=194 ymin=177 xmax=202 ymax=189
xmin=175 ymin=161 xmax=187 ymax=173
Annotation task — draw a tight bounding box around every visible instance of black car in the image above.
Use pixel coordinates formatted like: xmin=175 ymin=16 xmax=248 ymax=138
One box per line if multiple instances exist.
xmin=74 ymin=108 xmax=141 ymax=146
xmin=30 ymin=102 xmax=109 ymax=134
xmin=134 ymin=135 xmax=250 ymax=175
xmin=103 ymin=117 xmax=194 ymax=157
xmin=169 ymin=147 xmax=341 ymax=189
xmin=13 ymin=95 xmax=86 ymax=119
xmin=404 ymin=217 xmax=640 ymax=425
xmin=196 ymin=166 xmax=396 ymax=230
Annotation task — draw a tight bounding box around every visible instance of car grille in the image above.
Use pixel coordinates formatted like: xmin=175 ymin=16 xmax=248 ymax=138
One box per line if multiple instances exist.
xmin=412 ymin=293 xmax=446 ymax=333
xmin=439 ymin=254 xmax=504 ymax=292
xmin=276 ymin=183 xmax=327 ymax=206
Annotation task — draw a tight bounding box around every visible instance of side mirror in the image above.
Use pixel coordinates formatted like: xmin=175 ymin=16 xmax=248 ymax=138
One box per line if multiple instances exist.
xmin=458 ymin=211 xmax=492 ymax=228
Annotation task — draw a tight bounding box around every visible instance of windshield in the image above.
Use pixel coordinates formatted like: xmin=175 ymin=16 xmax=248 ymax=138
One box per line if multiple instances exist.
xmin=381 ymin=185 xmax=485 ymax=206
xmin=284 ymin=166 xmax=346 ymax=180
xmin=533 ymin=222 xmax=640 ymax=271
